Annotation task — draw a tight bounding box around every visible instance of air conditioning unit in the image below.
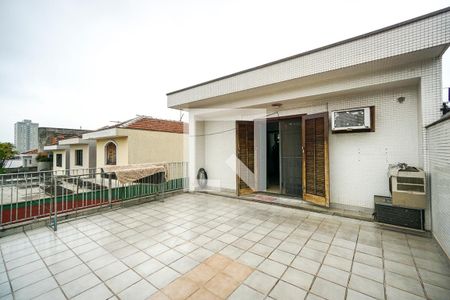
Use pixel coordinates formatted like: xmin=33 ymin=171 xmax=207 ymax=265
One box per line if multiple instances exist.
xmin=389 ymin=165 xmax=426 ymax=209
xmin=331 ymin=106 xmax=374 ymax=132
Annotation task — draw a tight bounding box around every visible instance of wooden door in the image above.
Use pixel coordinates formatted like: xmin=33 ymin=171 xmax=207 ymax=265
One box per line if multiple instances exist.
xmin=302 ymin=112 xmax=330 ymax=207
xmin=236 ymin=121 xmax=255 ymax=196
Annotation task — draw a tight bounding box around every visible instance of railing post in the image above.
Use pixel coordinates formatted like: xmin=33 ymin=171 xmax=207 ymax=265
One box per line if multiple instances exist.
xmin=108 ymin=173 xmax=112 ymax=208
xmin=52 ymin=173 xmax=57 ymax=231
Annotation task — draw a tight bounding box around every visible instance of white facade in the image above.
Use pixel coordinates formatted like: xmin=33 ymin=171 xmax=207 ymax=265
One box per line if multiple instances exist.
xmin=59 ymin=138 xmax=97 ymax=173
xmin=43 ymin=145 xmax=69 ymax=175
xmin=19 ymin=153 xmax=38 ymax=168
xmin=168 ymin=8 xmax=450 ymax=231
xmin=14 ymin=119 xmax=38 ymax=153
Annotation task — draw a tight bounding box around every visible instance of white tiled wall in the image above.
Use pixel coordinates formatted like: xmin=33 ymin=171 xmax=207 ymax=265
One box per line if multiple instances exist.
xmin=278 ymin=86 xmax=421 ymax=209
xmin=168 ymin=10 xmax=450 ymax=105
xmin=427 ymin=118 xmax=450 ymax=258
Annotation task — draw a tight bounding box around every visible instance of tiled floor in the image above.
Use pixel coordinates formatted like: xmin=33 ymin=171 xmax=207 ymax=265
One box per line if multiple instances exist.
xmin=0 ymin=193 xmax=449 ymax=300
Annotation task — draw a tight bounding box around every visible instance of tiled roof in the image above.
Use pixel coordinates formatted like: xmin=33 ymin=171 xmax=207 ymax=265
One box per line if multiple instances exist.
xmin=100 ymin=116 xmax=188 ymax=134
xmin=21 ymin=148 xmax=38 ymax=155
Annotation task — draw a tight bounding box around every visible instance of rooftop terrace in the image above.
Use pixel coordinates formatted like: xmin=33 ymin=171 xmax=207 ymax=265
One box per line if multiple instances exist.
xmin=0 ymin=193 xmax=449 ymax=300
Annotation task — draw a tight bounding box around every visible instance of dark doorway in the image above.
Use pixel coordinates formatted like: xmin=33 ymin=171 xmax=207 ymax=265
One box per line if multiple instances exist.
xmin=266 ymin=121 xmax=280 ymax=193
xmin=280 ymin=118 xmax=302 ymax=196
xmin=265 ymin=117 xmax=302 ymax=197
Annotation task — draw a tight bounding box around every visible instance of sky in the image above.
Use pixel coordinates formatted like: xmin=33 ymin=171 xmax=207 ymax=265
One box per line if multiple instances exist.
xmin=0 ymin=0 xmax=449 ymax=143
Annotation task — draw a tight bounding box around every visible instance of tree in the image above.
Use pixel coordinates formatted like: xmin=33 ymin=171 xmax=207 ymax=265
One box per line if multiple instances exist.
xmin=0 ymin=142 xmax=18 ymax=173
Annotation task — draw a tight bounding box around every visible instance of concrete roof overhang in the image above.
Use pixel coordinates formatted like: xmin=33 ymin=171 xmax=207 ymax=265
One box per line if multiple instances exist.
xmin=172 ymin=45 xmax=446 ymax=110
xmin=167 ymin=8 xmax=450 ymax=110
xmin=82 ymin=128 xmax=127 ymax=140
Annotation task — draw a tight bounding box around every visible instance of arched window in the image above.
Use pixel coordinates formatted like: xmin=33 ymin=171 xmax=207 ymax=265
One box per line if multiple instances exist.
xmin=105 ymin=142 xmax=117 ymax=165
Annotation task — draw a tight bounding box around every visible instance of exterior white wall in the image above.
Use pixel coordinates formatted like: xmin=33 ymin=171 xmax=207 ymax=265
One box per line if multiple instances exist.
xmin=280 ymin=86 xmax=420 ymax=209
xmin=125 ymin=129 xmax=187 ymax=165
xmin=69 ymin=144 xmax=97 ymax=174
xmin=20 ymin=154 xmax=38 ymax=168
xmin=196 ymin=86 xmax=421 ymax=212
xmin=96 ymin=137 xmax=129 ymax=169
xmin=427 ymin=117 xmax=450 ymax=258
xmin=188 ymin=116 xmax=205 ymax=191
xmin=52 ymin=150 xmax=68 ymax=175
xmin=204 ymin=121 xmax=236 ymax=191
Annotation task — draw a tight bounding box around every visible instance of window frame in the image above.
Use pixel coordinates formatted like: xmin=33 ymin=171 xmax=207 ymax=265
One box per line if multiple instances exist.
xmin=75 ymin=149 xmax=83 ymax=166
xmin=56 ymin=153 xmax=63 ymax=167
xmin=105 ymin=141 xmax=117 ymax=165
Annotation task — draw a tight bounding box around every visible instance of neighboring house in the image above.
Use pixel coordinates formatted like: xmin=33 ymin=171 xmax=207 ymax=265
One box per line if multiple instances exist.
xmin=19 ymin=149 xmax=38 ymax=169
xmin=14 ymin=119 xmax=38 ymax=153
xmin=43 ymin=144 xmax=69 ymax=174
xmin=167 ymin=8 xmax=450 ymax=233
xmin=38 ymin=127 xmax=91 ymax=151
xmin=44 ymin=137 xmax=96 ymax=174
xmin=59 ymin=138 xmax=96 ymax=172
xmin=82 ymin=116 xmax=188 ymax=170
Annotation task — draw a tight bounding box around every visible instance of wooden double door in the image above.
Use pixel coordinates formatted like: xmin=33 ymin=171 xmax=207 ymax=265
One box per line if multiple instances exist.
xmin=236 ymin=112 xmax=330 ymax=207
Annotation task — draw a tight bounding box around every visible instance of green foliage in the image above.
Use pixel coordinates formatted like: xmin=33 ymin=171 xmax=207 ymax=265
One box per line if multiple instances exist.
xmin=36 ymin=153 xmax=52 ymax=162
xmin=0 ymin=142 xmax=18 ymax=171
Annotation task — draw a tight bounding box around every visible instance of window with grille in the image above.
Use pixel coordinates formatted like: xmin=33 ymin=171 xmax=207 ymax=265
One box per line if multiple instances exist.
xmin=56 ymin=154 xmax=62 ymax=167
xmin=75 ymin=149 xmax=83 ymax=166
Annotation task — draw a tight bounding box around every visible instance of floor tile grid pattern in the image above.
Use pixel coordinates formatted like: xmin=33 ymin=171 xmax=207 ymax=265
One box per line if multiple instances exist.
xmin=0 ymin=193 xmax=448 ymax=299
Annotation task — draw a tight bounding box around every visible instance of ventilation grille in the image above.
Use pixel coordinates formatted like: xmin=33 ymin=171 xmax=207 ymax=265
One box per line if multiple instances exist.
xmin=397 ymin=184 xmax=425 ymax=193
xmin=333 ymin=109 xmax=365 ymax=128
xmin=397 ymin=177 xmax=424 ymax=185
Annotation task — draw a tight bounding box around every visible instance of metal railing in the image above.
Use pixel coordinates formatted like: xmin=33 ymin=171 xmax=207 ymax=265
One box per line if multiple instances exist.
xmin=0 ymin=162 xmax=188 ymax=230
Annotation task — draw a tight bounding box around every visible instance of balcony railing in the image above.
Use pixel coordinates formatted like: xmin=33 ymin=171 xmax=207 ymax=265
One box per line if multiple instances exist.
xmin=0 ymin=162 xmax=188 ymax=230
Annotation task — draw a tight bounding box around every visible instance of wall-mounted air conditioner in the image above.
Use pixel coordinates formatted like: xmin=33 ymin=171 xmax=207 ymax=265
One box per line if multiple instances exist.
xmin=331 ymin=106 xmax=375 ymax=133
xmin=389 ymin=165 xmax=427 ymax=209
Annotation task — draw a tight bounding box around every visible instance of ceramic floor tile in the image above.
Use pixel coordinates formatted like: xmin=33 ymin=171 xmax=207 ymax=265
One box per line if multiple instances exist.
xmin=222 ymin=261 xmax=253 ymax=282
xmin=269 ymin=280 xmax=307 ymax=300
xmin=418 ymin=268 xmax=450 ymax=289
xmin=134 ymin=258 xmax=165 ymax=277
xmin=423 ymin=283 xmax=450 ymax=300
xmin=238 ymin=251 xmax=265 ymax=268
xmin=162 ymin=277 xmax=199 ymax=300
xmin=10 ymin=267 xmax=51 ymax=291
xmin=228 ymin=284 xmax=265 ymax=300
xmin=95 ymin=261 xmax=129 ymax=281
xmin=185 ymin=263 xmax=218 ymax=285
xmin=204 ymin=254 xmax=233 ymax=270
xmin=291 ymin=256 xmax=321 ymax=275
xmin=352 ymin=261 xmax=384 ymax=283
xmin=281 ymin=267 xmax=314 ymax=290
xmin=105 ymin=269 xmax=141 ymax=294
xmin=385 ymin=271 xmax=424 ymax=297
xmin=61 ymin=272 xmax=101 ymax=299
xmin=14 ymin=276 xmax=58 ymax=300
xmin=257 ymin=259 xmax=287 ymax=278
xmin=323 ymin=254 xmax=352 ymax=272
xmin=72 ymin=283 xmax=113 ymax=300
xmin=385 ymin=285 xmax=425 ymax=300
xmin=348 ymin=274 xmax=384 ymax=300
xmin=187 ymin=288 xmax=221 ymax=300
xmin=33 ymin=288 xmax=66 ymax=300
xmin=147 ymin=266 xmax=180 ymax=289
xmin=244 ymin=270 xmax=278 ymax=295
xmin=204 ymin=272 xmax=240 ymax=299
xmin=118 ymin=279 xmax=157 ymax=300
xmin=317 ymin=264 xmax=349 ymax=287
